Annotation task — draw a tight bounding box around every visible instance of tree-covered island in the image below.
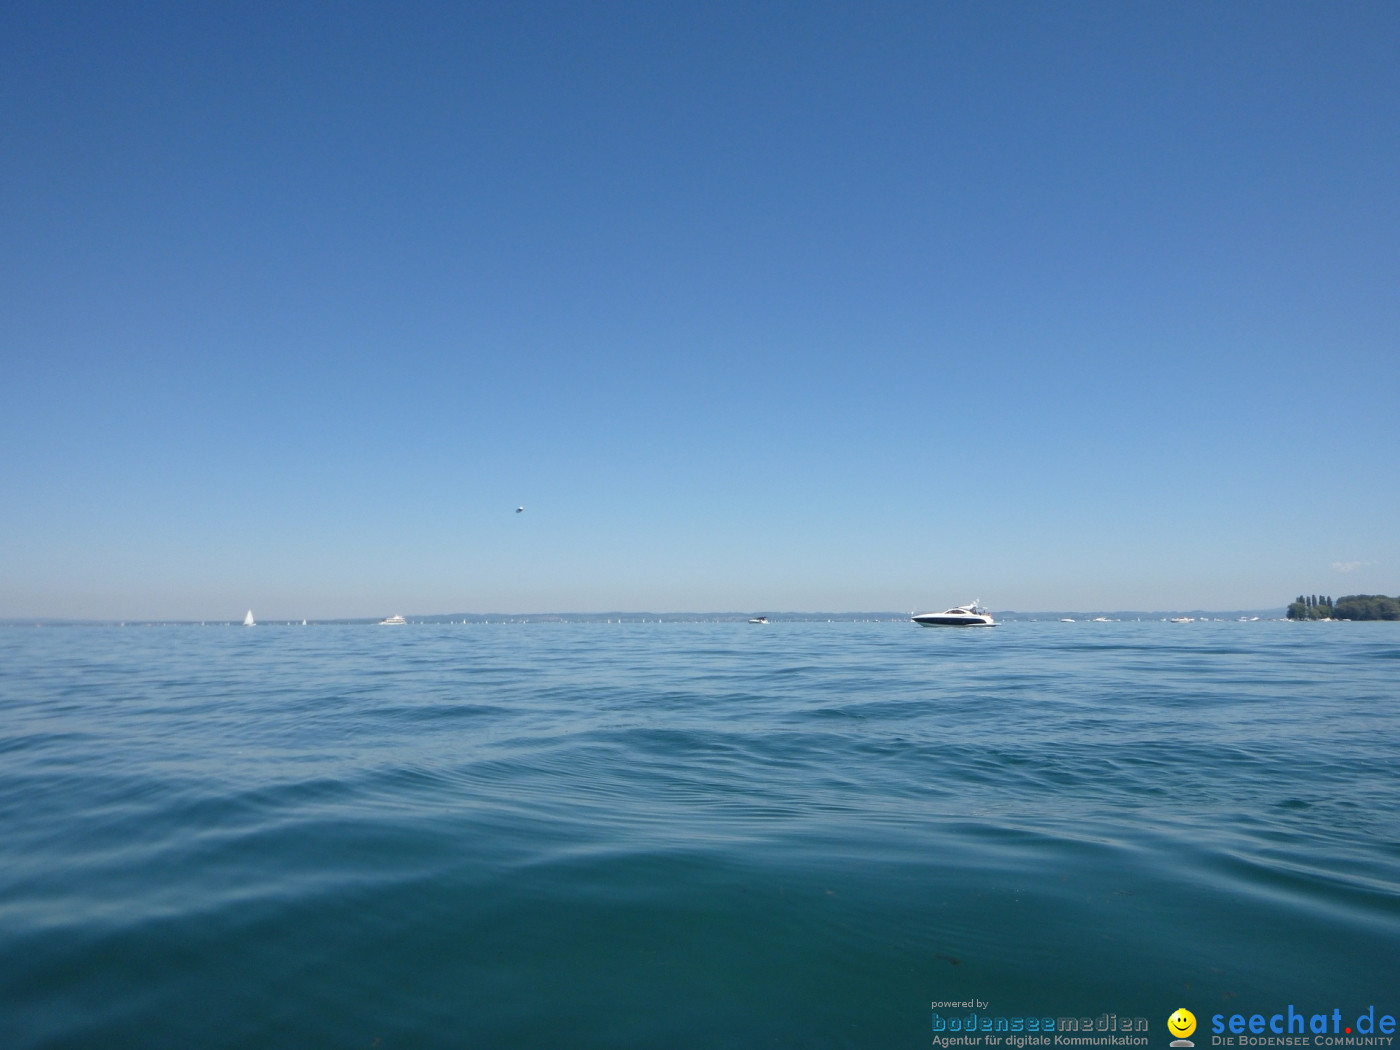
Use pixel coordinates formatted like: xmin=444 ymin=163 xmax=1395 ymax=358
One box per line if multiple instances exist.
xmin=1288 ymin=594 xmax=1400 ymax=620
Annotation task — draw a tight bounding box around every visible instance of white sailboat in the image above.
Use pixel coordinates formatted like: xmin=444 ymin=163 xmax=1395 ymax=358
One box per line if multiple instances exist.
xmin=243 ymin=610 xmax=255 ymax=626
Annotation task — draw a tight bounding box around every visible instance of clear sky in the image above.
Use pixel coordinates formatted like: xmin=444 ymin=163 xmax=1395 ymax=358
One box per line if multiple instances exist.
xmin=2 ymin=2 xmax=1397 ymax=619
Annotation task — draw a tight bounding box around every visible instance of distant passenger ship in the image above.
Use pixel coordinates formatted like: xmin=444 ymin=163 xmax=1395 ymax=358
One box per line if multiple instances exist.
xmin=379 ymin=615 xmax=406 ymax=625
xmin=912 ymin=602 xmax=996 ymax=627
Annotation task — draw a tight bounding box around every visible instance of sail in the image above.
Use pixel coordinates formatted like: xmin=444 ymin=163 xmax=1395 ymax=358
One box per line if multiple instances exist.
xmin=244 ymin=610 xmax=255 ymax=626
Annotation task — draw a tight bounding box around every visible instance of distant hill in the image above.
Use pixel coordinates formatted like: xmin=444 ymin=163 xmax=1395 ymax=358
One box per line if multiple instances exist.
xmin=995 ymin=609 xmax=1285 ymax=621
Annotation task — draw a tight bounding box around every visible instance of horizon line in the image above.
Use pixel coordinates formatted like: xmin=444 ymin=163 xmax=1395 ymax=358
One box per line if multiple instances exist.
xmin=2 ymin=606 xmax=1294 ymax=626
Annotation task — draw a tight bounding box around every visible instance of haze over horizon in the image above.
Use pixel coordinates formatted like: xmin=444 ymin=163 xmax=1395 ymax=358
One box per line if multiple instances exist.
xmin=3 ymin=2 xmax=1397 ymax=621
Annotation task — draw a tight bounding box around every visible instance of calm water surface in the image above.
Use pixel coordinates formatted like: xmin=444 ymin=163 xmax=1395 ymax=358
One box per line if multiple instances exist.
xmin=2 ymin=621 xmax=1397 ymax=1048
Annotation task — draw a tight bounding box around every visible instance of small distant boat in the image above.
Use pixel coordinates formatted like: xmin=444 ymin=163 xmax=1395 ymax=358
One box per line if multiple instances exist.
xmin=913 ymin=602 xmax=996 ymax=627
xmin=243 ymin=610 xmax=255 ymax=627
xmin=379 ymin=615 xmax=406 ymax=625
xmin=1060 ymin=618 xmax=1076 ymax=623
xmin=748 ymin=616 xmax=769 ymax=624
xmin=1170 ymin=617 xmax=1194 ymax=623
xmin=1092 ymin=617 xmax=1111 ymax=622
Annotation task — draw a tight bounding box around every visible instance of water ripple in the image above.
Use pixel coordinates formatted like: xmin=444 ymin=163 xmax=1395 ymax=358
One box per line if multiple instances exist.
xmin=1 ymin=621 xmax=1397 ymax=1048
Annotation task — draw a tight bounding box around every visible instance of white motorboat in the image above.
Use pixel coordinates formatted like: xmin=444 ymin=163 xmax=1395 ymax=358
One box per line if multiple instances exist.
xmin=1169 ymin=617 xmax=1194 ymax=623
xmin=912 ymin=602 xmax=996 ymax=627
xmin=379 ymin=615 xmax=406 ymax=625
xmin=748 ymin=616 xmax=769 ymax=624
xmin=243 ymin=610 xmax=255 ymax=627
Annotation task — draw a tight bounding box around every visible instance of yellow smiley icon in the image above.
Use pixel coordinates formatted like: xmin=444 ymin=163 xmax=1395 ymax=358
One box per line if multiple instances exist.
xmin=1169 ymin=1010 xmax=1197 ymax=1039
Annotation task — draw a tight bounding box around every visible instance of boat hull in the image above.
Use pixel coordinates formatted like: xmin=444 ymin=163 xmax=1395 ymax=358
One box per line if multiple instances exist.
xmin=912 ymin=615 xmax=996 ymax=627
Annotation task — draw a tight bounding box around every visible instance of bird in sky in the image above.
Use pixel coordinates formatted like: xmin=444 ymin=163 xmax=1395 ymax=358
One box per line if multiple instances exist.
xmin=516 ymin=506 xmax=524 ymax=513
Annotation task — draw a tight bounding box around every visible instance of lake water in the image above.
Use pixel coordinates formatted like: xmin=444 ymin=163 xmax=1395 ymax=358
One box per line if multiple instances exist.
xmin=2 ymin=620 xmax=1397 ymax=1048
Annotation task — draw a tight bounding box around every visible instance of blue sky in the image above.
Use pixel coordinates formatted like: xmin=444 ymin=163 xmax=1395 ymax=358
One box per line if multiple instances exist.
xmin=2 ymin=2 xmax=1397 ymax=618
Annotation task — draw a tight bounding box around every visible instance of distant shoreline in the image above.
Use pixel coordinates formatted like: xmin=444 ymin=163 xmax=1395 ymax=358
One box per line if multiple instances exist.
xmin=2 ymin=609 xmax=1295 ymax=626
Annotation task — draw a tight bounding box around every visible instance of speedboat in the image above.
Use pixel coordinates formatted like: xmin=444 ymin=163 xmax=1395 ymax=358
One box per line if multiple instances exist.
xmin=379 ymin=615 xmax=406 ymax=625
xmin=1169 ymin=617 xmax=1193 ymax=623
xmin=912 ymin=602 xmax=996 ymax=627
xmin=748 ymin=616 xmax=769 ymax=624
